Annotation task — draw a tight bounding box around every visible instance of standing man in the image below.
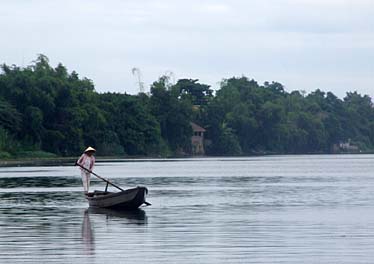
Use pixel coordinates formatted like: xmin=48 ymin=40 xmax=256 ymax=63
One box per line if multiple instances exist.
xmin=76 ymin=147 xmax=96 ymax=194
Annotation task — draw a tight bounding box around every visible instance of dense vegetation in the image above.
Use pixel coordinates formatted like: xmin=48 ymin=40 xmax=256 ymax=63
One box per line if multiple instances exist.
xmin=0 ymin=55 xmax=373 ymax=158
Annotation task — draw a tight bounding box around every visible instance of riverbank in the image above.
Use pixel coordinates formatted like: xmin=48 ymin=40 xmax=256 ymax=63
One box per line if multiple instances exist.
xmin=1 ymin=151 xmax=372 ymax=167
xmin=0 ymin=154 xmax=196 ymax=167
xmin=0 ymin=157 xmax=77 ymax=167
xmin=0 ymin=156 xmax=197 ymax=167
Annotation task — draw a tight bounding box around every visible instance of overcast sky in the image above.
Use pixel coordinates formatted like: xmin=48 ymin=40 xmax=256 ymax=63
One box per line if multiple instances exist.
xmin=1 ymin=0 xmax=374 ymax=97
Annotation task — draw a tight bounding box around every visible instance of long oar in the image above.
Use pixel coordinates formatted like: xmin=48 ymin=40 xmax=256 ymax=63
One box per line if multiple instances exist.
xmin=76 ymin=163 xmax=125 ymax=192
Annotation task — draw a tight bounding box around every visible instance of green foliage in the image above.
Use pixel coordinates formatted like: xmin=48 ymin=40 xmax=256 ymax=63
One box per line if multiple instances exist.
xmin=174 ymin=79 xmax=213 ymax=105
xmin=213 ymin=122 xmax=242 ymax=155
xmin=1 ymin=55 xmax=374 ymax=158
xmin=15 ymin=150 xmax=57 ymax=159
xmin=0 ymin=151 xmax=12 ymax=159
xmin=0 ymin=98 xmax=22 ymax=132
xmin=150 ymin=77 xmax=193 ymax=153
xmin=0 ymin=126 xmax=20 ymax=155
xmin=200 ymin=77 xmax=374 ymax=154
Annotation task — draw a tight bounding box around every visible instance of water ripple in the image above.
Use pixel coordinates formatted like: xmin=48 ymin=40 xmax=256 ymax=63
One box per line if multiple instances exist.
xmin=1 ymin=155 xmax=374 ymax=263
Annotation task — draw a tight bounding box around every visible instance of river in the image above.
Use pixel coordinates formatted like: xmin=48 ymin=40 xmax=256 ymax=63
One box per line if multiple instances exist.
xmin=0 ymin=155 xmax=374 ymax=263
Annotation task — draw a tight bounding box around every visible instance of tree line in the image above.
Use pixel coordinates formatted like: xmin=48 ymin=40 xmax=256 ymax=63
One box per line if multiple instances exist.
xmin=0 ymin=55 xmax=373 ymax=158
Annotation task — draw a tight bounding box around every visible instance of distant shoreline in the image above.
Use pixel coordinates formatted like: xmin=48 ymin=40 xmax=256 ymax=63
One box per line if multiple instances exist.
xmin=0 ymin=156 xmax=175 ymax=167
xmin=0 ymin=157 xmax=77 ymax=167
xmin=0 ymin=152 xmax=372 ymax=167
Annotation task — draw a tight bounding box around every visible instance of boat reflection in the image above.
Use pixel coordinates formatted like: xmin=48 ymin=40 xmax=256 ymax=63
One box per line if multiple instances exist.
xmin=81 ymin=209 xmax=95 ymax=255
xmin=87 ymin=207 xmax=148 ymax=225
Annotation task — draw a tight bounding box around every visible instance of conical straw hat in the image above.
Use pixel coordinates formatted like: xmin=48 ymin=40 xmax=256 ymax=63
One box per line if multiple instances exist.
xmin=84 ymin=146 xmax=96 ymax=153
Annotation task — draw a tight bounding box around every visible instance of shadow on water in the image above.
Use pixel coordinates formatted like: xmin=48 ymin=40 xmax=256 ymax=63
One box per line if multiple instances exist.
xmin=82 ymin=210 xmax=95 ymax=255
xmin=87 ymin=207 xmax=148 ymax=225
xmin=81 ymin=208 xmax=147 ymax=255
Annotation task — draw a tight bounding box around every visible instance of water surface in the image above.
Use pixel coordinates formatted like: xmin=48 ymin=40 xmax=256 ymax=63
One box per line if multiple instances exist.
xmin=1 ymin=155 xmax=374 ymax=263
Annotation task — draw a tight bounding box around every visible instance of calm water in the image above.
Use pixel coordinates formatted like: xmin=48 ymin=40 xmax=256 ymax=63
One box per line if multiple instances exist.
xmin=1 ymin=155 xmax=374 ymax=263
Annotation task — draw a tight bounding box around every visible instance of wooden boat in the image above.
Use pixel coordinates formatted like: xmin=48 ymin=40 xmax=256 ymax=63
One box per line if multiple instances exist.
xmin=86 ymin=186 xmax=149 ymax=210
